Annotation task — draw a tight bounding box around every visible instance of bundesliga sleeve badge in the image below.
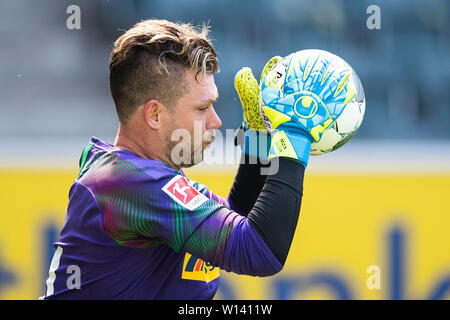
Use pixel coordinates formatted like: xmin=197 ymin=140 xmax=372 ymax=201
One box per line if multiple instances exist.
xmin=162 ymin=175 xmax=209 ymax=211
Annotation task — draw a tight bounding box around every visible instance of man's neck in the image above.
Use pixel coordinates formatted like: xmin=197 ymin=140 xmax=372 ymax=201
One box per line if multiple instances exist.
xmin=114 ymin=128 xmax=181 ymax=171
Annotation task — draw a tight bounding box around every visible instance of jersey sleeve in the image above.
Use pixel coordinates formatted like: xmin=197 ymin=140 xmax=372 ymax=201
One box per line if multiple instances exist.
xmin=151 ymin=173 xmax=233 ymax=253
xmin=189 ymin=180 xmax=230 ymax=208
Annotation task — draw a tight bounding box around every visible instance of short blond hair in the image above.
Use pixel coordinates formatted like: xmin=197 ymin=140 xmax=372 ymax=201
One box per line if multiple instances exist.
xmin=109 ymin=19 xmax=219 ymax=124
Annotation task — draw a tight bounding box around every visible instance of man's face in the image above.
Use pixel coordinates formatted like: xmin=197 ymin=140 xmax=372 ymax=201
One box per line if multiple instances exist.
xmin=163 ymin=69 xmax=222 ymax=168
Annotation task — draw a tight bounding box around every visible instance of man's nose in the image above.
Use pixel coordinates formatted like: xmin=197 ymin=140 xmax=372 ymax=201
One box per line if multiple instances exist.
xmin=207 ymin=106 xmax=222 ymax=130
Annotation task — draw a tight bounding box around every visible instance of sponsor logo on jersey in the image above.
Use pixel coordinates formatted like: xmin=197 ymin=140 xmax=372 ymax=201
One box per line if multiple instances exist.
xmin=181 ymin=253 xmax=220 ymax=283
xmin=162 ymin=175 xmax=208 ymax=211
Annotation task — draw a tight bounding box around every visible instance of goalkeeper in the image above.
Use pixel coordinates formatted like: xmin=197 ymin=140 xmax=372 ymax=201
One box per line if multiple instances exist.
xmin=42 ymin=19 xmax=347 ymax=299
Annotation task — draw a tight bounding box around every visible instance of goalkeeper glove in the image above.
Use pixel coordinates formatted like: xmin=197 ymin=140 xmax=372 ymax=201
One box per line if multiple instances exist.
xmin=234 ymin=56 xmax=282 ymax=161
xmin=260 ymin=50 xmax=353 ymax=167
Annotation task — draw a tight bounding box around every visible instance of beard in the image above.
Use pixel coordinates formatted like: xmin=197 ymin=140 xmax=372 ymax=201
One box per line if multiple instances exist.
xmin=169 ymin=130 xmax=215 ymax=168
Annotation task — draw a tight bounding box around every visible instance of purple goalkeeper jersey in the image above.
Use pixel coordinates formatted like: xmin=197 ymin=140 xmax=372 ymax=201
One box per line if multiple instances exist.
xmin=41 ymin=137 xmax=282 ymax=300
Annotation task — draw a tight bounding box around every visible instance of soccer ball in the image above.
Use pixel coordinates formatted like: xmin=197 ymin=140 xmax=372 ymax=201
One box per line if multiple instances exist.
xmin=260 ymin=49 xmax=365 ymax=155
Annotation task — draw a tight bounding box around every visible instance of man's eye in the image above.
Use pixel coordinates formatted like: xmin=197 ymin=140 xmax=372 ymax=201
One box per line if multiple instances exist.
xmin=199 ymin=106 xmax=209 ymax=111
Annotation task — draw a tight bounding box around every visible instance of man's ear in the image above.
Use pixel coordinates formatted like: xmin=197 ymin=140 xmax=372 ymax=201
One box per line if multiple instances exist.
xmin=144 ymin=99 xmax=164 ymax=129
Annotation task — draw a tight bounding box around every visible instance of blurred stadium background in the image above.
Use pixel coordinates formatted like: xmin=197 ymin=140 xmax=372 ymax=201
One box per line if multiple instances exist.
xmin=0 ymin=0 xmax=449 ymax=299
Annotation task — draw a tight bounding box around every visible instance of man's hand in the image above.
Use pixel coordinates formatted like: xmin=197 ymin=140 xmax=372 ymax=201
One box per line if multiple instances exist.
xmin=233 ymin=56 xmax=282 ymax=160
xmin=260 ymin=50 xmax=355 ymax=167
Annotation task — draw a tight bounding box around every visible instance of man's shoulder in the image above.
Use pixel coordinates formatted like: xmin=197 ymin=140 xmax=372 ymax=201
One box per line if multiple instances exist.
xmin=78 ymin=137 xmax=180 ymax=185
xmin=114 ymin=150 xmax=178 ymax=182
